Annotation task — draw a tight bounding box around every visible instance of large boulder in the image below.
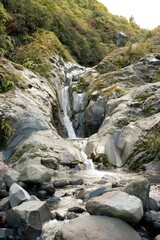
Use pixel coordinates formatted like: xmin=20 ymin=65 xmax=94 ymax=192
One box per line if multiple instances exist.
xmin=86 ymin=191 xmax=143 ymax=223
xmin=54 ymin=215 xmax=141 ymax=240
xmin=18 ymin=164 xmax=51 ymax=184
xmin=6 ymin=200 xmax=52 ymax=240
xmin=124 ymin=177 xmax=151 ymax=209
xmin=9 ymin=183 xmax=30 ymax=207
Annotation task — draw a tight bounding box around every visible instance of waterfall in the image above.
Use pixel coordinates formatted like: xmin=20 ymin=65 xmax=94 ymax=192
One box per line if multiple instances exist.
xmin=61 ymin=86 xmax=76 ymax=139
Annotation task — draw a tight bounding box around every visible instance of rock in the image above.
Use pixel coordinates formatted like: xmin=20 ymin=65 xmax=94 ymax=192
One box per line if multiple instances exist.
xmin=53 ymin=179 xmax=69 ymax=188
xmin=143 ymin=210 xmax=160 ymax=233
xmin=0 ymin=178 xmax=6 ymax=190
xmin=86 ymin=191 xmax=143 ymax=223
xmin=55 ymin=215 xmax=141 ymax=240
xmin=124 ymin=177 xmax=151 ymax=209
xmin=88 ymin=186 xmax=106 ymax=199
xmin=6 ymin=200 xmax=52 ymax=240
xmin=3 ymin=169 xmax=20 ymax=188
xmin=0 ymin=197 xmax=10 ymax=211
xmin=40 ymin=182 xmax=55 ymax=195
xmin=155 ymin=235 xmax=160 ymax=240
xmin=148 ymin=197 xmax=160 ymax=211
xmin=69 ymin=179 xmax=83 ymax=185
xmin=9 ymin=183 xmax=30 ymax=208
xmin=37 ymin=190 xmax=48 ymax=200
xmin=0 ymin=228 xmax=14 ymax=240
xmin=68 ymin=206 xmax=85 ymax=214
xmin=65 ymin=212 xmax=78 ymax=220
xmin=18 ymin=164 xmax=51 ymax=184
xmin=0 ymin=190 xmax=8 ymax=198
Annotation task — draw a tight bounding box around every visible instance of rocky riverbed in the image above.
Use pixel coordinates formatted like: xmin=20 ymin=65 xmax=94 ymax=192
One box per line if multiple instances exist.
xmin=0 ymin=166 xmax=160 ymax=240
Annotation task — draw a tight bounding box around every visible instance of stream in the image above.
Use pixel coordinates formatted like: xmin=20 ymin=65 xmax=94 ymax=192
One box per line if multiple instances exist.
xmin=40 ymin=63 xmax=160 ymax=239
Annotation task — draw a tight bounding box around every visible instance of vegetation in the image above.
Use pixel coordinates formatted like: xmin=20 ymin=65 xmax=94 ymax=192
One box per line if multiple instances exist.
xmin=0 ymin=0 xmax=148 ymax=68
xmin=13 ymin=30 xmax=73 ymax=77
xmin=0 ymin=118 xmax=14 ymax=149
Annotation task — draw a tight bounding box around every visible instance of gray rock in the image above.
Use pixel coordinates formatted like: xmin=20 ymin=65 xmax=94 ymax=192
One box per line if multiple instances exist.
xmin=0 ymin=228 xmax=14 ymax=240
xmin=53 ymin=179 xmax=69 ymax=188
xmin=88 ymin=187 xmax=106 ymax=199
xmin=6 ymin=200 xmax=52 ymax=240
xmin=0 ymin=178 xmax=6 ymax=190
xmin=155 ymin=235 xmax=160 ymax=240
xmin=143 ymin=210 xmax=160 ymax=231
xmin=0 ymin=197 xmax=10 ymax=211
xmin=68 ymin=206 xmax=85 ymax=214
xmin=86 ymin=191 xmax=143 ymax=223
xmin=148 ymin=197 xmax=160 ymax=211
xmin=18 ymin=164 xmax=51 ymax=184
xmin=69 ymin=178 xmax=83 ymax=185
xmin=55 ymin=215 xmax=141 ymax=240
xmin=9 ymin=183 xmax=30 ymax=207
xmin=124 ymin=177 xmax=151 ymax=209
xmin=3 ymin=169 xmax=20 ymax=188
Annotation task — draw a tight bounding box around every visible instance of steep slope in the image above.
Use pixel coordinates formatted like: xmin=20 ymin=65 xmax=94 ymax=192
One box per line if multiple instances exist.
xmin=1 ymin=0 xmax=146 ymax=66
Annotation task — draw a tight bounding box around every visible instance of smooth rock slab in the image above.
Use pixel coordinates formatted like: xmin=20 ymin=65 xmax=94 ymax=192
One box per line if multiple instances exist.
xmin=55 ymin=215 xmax=141 ymax=240
xmin=6 ymin=200 xmax=52 ymax=240
xmin=86 ymin=191 xmax=143 ymax=223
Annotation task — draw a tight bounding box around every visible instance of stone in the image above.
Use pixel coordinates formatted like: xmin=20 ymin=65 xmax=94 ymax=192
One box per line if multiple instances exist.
xmin=6 ymin=200 xmax=52 ymax=240
xmin=124 ymin=177 xmax=151 ymax=209
xmin=9 ymin=183 xmax=30 ymax=208
xmin=0 ymin=228 xmax=14 ymax=240
xmin=155 ymin=235 xmax=160 ymax=240
xmin=18 ymin=164 xmax=51 ymax=184
xmin=69 ymin=179 xmax=83 ymax=185
xmin=3 ymin=169 xmax=20 ymax=188
xmin=88 ymin=187 xmax=106 ymax=199
xmin=143 ymin=210 xmax=160 ymax=232
xmin=0 ymin=178 xmax=6 ymax=190
xmin=86 ymin=191 xmax=143 ymax=223
xmin=55 ymin=215 xmax=141 ymax=240
xmin=53 ymin=179 xmax=69 ymax=188
xmin=148 ymin=197 xmax=160 ymax=211
xmin=68 ymin=206 xmax=85 ymax=214
xmin=40 ymin=182 xmax=55 ymax=195
xmin=0 ymin=197 xmax=10 ymax=211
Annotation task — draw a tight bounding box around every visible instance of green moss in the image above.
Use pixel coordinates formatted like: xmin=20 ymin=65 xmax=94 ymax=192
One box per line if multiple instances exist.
xmin=13 ymin=30 xmax=73 ymax=77
xmin=0 ymin=119 xmax=14 ymax=149
xmin=0 ymin=61 xmax=27 ymax=92
xmin=142 ymin=104 xmax=154 ymax=117
xmin=134 ymin=92 xmax=154 ymax=101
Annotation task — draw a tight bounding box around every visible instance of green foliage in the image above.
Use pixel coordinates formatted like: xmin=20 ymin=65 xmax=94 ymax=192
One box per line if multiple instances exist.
xmin=0 ymin=3 xmax=13 ymax=56
xmin=0 ymin=59 xmax=26 ymax=91
xmin=0 ymin=118 xmax=14 ymax=149
xmin=135 ymin=92 xmax=154 ymax=101
xmin=1 ymin=0 xmax=145 ymax=66
xmin=13 ymin=30 xmax=73 ymax=76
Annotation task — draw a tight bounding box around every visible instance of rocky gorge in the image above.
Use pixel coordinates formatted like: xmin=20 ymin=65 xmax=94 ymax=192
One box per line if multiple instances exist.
xmin=0 ymin=50 xmax=160 ymax=239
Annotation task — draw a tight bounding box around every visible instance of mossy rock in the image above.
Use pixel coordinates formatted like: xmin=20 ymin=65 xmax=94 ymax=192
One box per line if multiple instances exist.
xmin=13 ymin=30 xmax=73 ymax=77
xmin=0 ymin=119 xmax=14 ymax=149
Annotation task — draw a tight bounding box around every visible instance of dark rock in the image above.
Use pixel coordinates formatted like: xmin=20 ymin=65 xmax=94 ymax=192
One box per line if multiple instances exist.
xmin=65 ymin=212 xmax=78 ymax=220
xmin=148 ymin=197 xmax=159 ymax=211
xmin=55 ymin=215 xmax=141 ymax=240
xmin=124 ymin=177 xmax=150 ymax=209
xmin=0 ymin=228 xmax=14 ymax=240
xmin=0 ymin=190 xmax=8 ymax=198
xmin=88 ymin=187 xmax=106 ymax=199
xmin=0 ymin=197 xmax=10 ymax=211
xmin=53 ymin=179 xmax=69 ymax=188
xmin=46 ymin=196 xmax=60 ymax=206
xmin=37 ymin=190 xmax=48 ymax=200
xmin=0 ymin=178 xmax=6 ymax=190
xmin=40 ymin=182 xmax=55 ymax=195
xmin=143 ymin=210 xmax=160 ymax=235
xmin=68 ymin=206 xmax=85 ymax=214
xmin=6 ymin=200 xmax=52 ymax=240
xmin=0 ymin=212 xmax=6 ymax=227
xmin=69 ymin=179 xmax=83 ymax=185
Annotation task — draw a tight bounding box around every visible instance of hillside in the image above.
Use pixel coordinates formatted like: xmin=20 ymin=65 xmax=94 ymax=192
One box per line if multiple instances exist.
xmin=0 ymin=0 xmax=147 ymax=67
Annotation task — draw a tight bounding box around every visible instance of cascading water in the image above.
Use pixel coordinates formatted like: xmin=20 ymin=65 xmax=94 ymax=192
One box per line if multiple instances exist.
xmin=59 ymin=63 xmax=95 ymax=169
xmin=61 ymin=86 xmax=76 ymax=139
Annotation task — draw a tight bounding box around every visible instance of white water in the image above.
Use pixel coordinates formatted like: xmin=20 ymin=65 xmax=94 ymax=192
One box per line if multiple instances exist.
xmin=61 ymin=86 xmax=76 ymax=139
